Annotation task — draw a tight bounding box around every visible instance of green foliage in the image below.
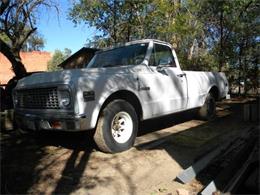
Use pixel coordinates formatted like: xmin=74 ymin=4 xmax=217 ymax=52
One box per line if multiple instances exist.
xmin=47 ymin=49 xmax=72 ymax=72
xmin=69 ymin=0 xmax=151 ymax=44
xmin=1 ymin=28 xmax=45 ymax=52
xmin=69 ymin=0 xmax=259 ymax=94
xmin=189 ymin=0 xmax=258 ymax=93
xmin=0 ymin=33 xmax=11 ymax=44
xmin=22 ymin=32 xmax=45 ymax=52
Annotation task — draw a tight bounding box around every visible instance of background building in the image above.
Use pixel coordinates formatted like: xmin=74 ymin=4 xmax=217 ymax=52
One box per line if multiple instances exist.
xmin=0 ymin=51 xmax=51 ymax=85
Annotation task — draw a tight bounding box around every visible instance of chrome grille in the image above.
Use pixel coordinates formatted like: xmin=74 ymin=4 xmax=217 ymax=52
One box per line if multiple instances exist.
xmin=16 ymin=87 xmax=60 ymax=109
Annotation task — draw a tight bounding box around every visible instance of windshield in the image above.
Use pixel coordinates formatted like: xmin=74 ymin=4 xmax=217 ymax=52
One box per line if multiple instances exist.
xmin=87 ymin=43 xmax=148 ymax=68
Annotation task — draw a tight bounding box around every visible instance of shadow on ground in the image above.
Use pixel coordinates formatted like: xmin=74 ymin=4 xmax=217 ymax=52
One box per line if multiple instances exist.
xmin=1 ymin=98 xmax=258 ymax=194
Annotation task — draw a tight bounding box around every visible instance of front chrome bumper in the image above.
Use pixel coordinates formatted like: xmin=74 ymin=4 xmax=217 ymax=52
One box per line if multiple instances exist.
xmin=14 ymin=111 xmax=88 ymax=131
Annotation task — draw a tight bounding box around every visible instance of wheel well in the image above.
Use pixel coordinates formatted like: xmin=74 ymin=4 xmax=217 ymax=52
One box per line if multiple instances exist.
xmin=209 ymin=86 xmax=219 ymax=100
xmin=101 ymin=90 xmax=143 ymax=120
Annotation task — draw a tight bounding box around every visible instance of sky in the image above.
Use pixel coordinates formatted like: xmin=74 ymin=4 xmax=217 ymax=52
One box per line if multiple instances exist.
xmin=37 ymin=0 xmax=99 ymax=54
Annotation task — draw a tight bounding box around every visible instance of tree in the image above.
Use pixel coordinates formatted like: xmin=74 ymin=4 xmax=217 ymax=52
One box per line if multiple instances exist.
xmin=69 ymin=0 xmax=259 ymax=95
xmin=22 ymin=32 xmax=45 ymax=52
xmin=143 ymin=0 xmax=209 ymax=70
xmin=229 ymin=0 xmax=259 ymax=95
xmin=69 ymin=0 xmax=208 ymax=69
xmin=1 ymin=30 xmax=45 ymax=52
xmin=198 ymin=0 xmax=259 ymax=93
xmin=47 ymin=48 xmax=72 ymax=71
xmin=0 ymin=0 xmax=58 ymax=78
xmin=69 ymin=0 xmax=151 ymax=45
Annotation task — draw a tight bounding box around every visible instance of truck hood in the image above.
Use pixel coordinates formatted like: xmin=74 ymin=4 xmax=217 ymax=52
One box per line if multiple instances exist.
xmin=16 ymin=66 xmax=139 ymax=89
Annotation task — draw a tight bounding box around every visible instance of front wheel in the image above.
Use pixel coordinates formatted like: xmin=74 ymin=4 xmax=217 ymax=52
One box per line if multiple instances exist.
xmin=94 ymin=100 xmax=138 ymax=153
xmin=198 ymin=93 xmax=216 ymax=120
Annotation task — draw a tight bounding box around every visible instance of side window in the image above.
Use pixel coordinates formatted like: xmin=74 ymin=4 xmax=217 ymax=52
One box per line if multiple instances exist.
xmin=149 ymin=44 xmax=176 ymax=67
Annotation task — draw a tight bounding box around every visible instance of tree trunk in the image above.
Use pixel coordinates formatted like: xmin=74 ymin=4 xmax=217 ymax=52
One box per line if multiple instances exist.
xmin=126 ymin=3 xmax=133 ymax=42
xmin=243 ymin=55 xmax=247 ymax=96
xmin=219 ymin=7 xmax=224 ymax=72
xmin=112 ymin=0 xmax=117 ymax=45
xmin=0 ymin=39 xmax=27 ymax=79
xmin=188 ymin=39 xmax=196 ymax=60
xmin=238 ymin=44 xmax=243 ymax=96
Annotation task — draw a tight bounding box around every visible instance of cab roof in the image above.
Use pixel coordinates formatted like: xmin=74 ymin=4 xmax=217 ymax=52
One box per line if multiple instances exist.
xmin=99 ymin=39 xmax=173 ymax=52
xmin=126 ymin=39 xmax=172 ymax=47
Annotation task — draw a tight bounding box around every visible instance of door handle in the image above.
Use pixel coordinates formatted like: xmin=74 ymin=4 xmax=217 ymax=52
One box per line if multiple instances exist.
xmin=177 ymin=73 xmax=186 ymax=77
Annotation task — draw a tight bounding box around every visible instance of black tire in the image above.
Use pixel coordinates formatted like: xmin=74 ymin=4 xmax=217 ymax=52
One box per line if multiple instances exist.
xmin=94 ymin=100 xmax=138 ymax=153
xmin=198 ymin=93 xmax=216 ymax=120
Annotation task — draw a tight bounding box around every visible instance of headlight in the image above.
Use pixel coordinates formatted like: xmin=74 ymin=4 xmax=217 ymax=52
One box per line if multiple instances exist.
xmin=59 ymin=90 xmax=71 ymax=107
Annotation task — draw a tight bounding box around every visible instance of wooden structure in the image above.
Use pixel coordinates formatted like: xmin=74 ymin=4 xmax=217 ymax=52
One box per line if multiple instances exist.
xmin=58 ymin=47 xmax=99 ymax=69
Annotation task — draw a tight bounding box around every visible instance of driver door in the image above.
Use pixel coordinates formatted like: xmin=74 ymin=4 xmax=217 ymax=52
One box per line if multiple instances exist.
xmin=148 ymin=43 xmax=188 ymax=113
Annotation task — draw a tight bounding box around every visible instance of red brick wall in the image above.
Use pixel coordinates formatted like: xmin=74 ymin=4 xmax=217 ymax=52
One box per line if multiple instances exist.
xmin=0 ymin=51 xmax=51 ymax=84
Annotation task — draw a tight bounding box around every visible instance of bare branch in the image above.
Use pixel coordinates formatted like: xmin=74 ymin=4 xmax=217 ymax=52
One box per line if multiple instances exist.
xmin=0 ymin=0 xmax=9 ymax=15
xmin=18 ymin=27 xmax=37 ymax=50
xmin=3 ymin=3 xmax=17 ymax=41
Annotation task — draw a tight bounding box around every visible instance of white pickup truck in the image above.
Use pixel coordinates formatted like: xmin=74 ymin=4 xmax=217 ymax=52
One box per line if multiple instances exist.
xmin=13 ymin=39 xmax=228 ymax=153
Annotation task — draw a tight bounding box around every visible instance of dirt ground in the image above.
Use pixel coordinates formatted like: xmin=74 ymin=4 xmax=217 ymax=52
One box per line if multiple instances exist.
xmin=0 ymin=97 xmax=258 ymax=195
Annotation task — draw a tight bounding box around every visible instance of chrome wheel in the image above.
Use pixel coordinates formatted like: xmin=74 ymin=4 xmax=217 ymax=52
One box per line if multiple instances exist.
xmin=111 ymin=111 xmax=133 ymax=144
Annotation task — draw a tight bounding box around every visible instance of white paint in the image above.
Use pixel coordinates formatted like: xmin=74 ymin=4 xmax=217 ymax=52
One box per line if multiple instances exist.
xmin=111 ymin=111 xmax=133 ymax=144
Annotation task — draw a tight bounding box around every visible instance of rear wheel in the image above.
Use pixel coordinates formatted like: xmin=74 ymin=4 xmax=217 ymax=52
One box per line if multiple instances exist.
xmin=198 ymin=93 xmax=216 ymax=120
xmin=94 ymin=100 xmax=138 ymax=153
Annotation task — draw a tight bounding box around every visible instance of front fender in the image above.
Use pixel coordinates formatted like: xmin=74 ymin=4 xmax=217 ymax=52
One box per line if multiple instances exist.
xmin=77 ymin=71 xmax=140 ymax=129
xmin=87 ymin=87 xmax=141 ymax=129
